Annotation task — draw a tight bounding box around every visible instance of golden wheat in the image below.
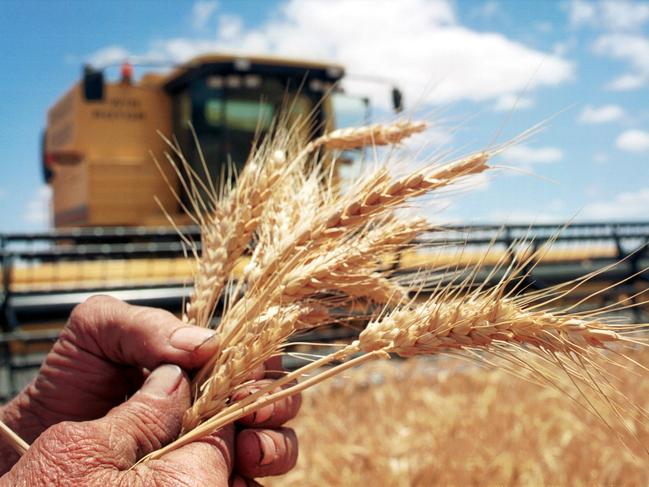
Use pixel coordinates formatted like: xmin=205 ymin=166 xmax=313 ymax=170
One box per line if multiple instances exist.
xmin=136 ymin=119 xmax=649 ymax=464
xmin=307 ymin=120 xmax=427 ymax=152
xmin=5 ymin=115 xmax=647 ymax=476
xmin=268 ymin=357 xmax=649 ymax=486
xmin=359 ymin=295 xmax=621 ymax=357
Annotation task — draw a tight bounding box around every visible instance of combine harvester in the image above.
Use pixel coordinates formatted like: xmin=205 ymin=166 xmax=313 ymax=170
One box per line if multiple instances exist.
xmin=1 ymin=54 xmax=648 ymax=396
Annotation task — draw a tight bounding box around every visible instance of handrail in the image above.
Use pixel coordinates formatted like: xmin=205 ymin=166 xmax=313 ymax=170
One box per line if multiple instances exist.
xmin=1 ymin=221 xmax=648 ymax=400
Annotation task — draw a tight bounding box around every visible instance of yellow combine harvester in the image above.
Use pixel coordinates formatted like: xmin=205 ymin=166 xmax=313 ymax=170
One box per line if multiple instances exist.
xmin=10 ymin=54 xmax=648 ymax=320
xmin=43 ymin=53 xmax=385 ymax=228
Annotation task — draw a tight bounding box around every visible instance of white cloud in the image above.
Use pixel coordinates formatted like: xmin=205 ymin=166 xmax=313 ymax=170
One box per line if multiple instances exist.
xmin=568 ymin=0 xmax=597 ymax=28
xmin=578 ymin=104 xmax=625 ymax=123
xmin=582 ymin=187 xmax=649 ymax=220
xmin=485 ymin=198 xmax=566 ymax=223
xmin=24 ymin=185 xmax=52 ymax=227
xmin=584 ymin=183 xmax=601 ymax=197
xmin=593 ymin=33 xmax=649 ymax=90
xmin=474 ymin=1 xmax=500 ymax=19
xmin=569 ymin=0 xmax=649 ymax=31
xmin=616 ymin=129 xmax=649 ymax=152
xmin=88 ymin=45 xmax=131 ymax=67
xmin=599 ymin=0 xmax=649 ymax=31
xmin=192 ymin=1 xmax=219 ymax=30
xmin=499 ymin=144 xmax=564 ymax=166
xmin=493 ymin=93 xmax=535 ymax=112
xmin=88 ymin=0 xmax=573 ymax=108
xmin=607 ymin=73 xmax=646 ymax=90
xmin=593 ymin=152 xmax=608 ymax=164
xmin=217 ymin=14 xmax=243 ymax=40
xmin=406 ymin=123 xmax=454 ymax=149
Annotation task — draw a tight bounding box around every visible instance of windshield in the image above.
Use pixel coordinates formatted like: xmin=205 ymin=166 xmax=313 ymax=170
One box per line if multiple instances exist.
xmin=175 ymin=76 xmax=316 ymax=196
xmin=204 ymin=99 xmax=275 ymax=132
xmin=331 ymin=93 xmax=371 ymax=190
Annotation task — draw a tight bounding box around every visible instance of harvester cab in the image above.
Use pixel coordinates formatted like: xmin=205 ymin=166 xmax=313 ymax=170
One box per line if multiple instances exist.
xmin=43 ymin=54 xmax=401 ymax=229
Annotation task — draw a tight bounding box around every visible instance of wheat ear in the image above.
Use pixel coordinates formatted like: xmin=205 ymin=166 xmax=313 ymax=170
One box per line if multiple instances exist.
xmin=187 ymin=151 xmax=492 ymax=424
xmin=358 ymin=295 xmax=622 ymax=356
xmin=305 ymin=120 xmax=427 ymax=152
xmin=184 ymin=145 xmax=287 ymax=326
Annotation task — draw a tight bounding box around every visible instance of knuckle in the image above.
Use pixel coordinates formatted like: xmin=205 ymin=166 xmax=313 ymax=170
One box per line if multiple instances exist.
xmin=85 ymin=294 xmax=119 ymax=307
xmin=45 ymin=420 xmax=103 ymax=448
xmin=135 ymin=462 xmax=197 ymax=487
xmin=130 ymin=306 xmax=180 ymax=332
xmin=45 ymin=420 xmax=87 ymax=441
xmin=34 ymin=420 xmax=111 ymax=469
xmin=118 ymin=401 xmax=177 ymax=451
xmin=68 ymin=302 xmax=90 ymax=328
xmin=68 ymin=295 xmax=115 ymax=327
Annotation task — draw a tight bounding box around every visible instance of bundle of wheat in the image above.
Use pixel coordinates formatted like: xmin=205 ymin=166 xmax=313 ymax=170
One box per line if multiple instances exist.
xmin=2 ymin=116 xmax=647 ymax=472
xmin=136 ymin=118 xmax=646 ymax=462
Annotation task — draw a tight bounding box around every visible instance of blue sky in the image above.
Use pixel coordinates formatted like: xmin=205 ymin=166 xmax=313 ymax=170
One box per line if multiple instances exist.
xmin=1 ymin=0 xmax=649 ymax=231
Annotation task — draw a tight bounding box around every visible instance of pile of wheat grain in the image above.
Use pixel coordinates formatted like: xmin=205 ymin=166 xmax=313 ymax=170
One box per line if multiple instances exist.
xmin=269 ymin=354 xmax=649 ymax=486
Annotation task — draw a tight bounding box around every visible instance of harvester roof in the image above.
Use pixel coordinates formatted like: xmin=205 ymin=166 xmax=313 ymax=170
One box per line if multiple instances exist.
xmin=161 ymin=53 xmax=345 ymax=93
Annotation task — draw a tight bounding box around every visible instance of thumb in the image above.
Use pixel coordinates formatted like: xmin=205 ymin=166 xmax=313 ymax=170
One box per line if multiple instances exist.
xmin=94 ymin=364 xmax=191 ymax=464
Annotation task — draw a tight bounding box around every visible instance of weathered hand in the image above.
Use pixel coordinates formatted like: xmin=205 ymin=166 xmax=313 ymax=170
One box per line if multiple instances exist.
xmin=0 ymin=296 xmax=300 ymax=484
xmin=1 ymin=364 xmax=299 ymax=486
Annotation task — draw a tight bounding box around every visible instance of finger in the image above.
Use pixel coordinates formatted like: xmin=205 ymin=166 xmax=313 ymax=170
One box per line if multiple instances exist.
xmin=147 ymin=424 xmax=236 ymax=485
xmin=263 ymin=355 xmax=283 ymax=379
xmin=235 ymin=427 xmax=298 ymax=478
xmin=65 ymin=295 xmax=219 ymax=370
xmin=248 ymin=363 xmax=267 ymax=381
xmin=232 ymin=380 xmax=302 ymax=428
xmin=92 ymin=364 xmax=191 ymax=465
xmin=247 ymin=355 xmax=283 ymax=382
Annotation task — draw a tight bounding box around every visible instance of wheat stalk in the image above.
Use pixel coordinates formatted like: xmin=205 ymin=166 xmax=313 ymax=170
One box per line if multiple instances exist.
xmin=0 ymin=420 xmax=28 ymax=456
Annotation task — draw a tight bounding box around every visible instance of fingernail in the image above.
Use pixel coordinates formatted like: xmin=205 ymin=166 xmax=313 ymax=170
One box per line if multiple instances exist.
xmin=169 ymin=327 xmax=216 ymax=352
xmin=141 ymin=364 xmax=183 ymax=397
xmin=257 ymin=431 xmax=277 ymax=466
xmin=253 ymin=402 xmax=275 ymax=424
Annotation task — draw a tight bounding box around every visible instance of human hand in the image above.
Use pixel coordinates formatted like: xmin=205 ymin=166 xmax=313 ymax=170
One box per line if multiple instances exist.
xmin=1 ymin=363 xmax=299 ymax=486
xmin=0 ymin=296 xmax=300 ymax=483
